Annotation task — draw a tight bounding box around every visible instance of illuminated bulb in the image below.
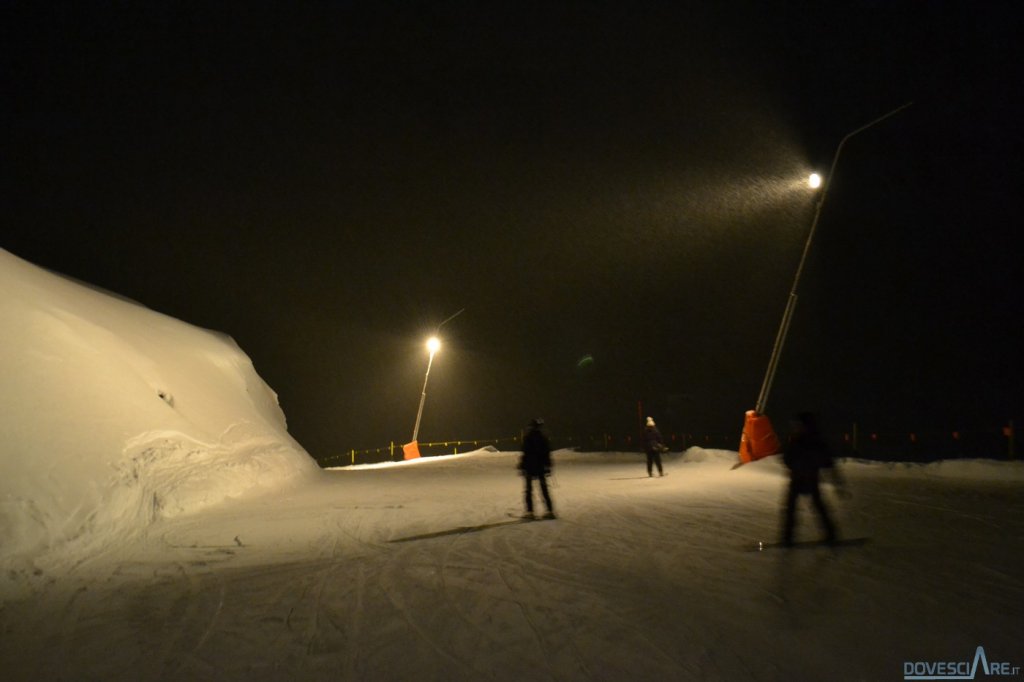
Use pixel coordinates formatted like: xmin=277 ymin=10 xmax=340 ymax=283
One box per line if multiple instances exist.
xmin=427 ymin=336 xmax=441 ymax=354
xmin=808 ymin=173 xmax=822 ymax=189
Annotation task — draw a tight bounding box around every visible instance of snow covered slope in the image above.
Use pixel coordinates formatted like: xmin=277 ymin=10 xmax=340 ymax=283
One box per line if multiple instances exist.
xmin=2 ymin=447 xmax=1021 ymax=681
xmin=0 ymin=249 xmax=319 ymax=584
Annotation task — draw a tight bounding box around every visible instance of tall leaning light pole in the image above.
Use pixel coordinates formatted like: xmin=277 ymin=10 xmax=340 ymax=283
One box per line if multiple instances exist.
xmin=755 ymin=102 xmax=913 ymax=415
xmin=739 ymin=102 xmax=913 ymax=464
xmin=404 ymin=308 xmax=464 ymax=461
xmin=411 ymin=336 xmax=441 ymax=443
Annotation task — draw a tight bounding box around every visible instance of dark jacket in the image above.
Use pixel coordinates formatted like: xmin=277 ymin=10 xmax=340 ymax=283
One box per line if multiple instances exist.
xmin=520 ymin=427 xmax=552 ymax=476
xmin=783 ymin=430 xmax=834 ymax=491
xmin=643 ymin=425 xmax=665 ymax=454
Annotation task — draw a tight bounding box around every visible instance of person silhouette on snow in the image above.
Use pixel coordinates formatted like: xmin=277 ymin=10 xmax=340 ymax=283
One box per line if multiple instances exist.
xmin=643 ymin=416 xmax=667 ymax=477
xmin=781 ymin=411 xmax=847 ymax=546
xmin=519 ymin=418 xmax=555 ymax=520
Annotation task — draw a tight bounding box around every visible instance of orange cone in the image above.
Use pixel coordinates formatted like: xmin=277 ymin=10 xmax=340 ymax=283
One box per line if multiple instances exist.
xmin=402 ymin=441 xmax=422 ymax=460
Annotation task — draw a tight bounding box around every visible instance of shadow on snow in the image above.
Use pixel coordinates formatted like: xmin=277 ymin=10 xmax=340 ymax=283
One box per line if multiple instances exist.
xmin=388 ymin=518 xmax=527 ymax=543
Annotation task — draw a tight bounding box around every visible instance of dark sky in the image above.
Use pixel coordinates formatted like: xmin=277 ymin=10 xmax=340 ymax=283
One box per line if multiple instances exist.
xmin=4 ymin=1 xmax=1022 ymax=458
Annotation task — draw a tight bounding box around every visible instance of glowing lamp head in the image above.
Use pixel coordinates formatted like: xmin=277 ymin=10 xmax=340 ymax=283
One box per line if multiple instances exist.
xmin=427 ymin=336 xmax=441 ymax=354
xmin=808 ymin=173 xmax=822 ymax=189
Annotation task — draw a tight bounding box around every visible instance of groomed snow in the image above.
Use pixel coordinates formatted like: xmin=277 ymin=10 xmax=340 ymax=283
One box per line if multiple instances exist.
xmin=1 ymin=447 xmax=1022 ymax=681
xmin=2 ymin=250 xmax=1022 ymax=681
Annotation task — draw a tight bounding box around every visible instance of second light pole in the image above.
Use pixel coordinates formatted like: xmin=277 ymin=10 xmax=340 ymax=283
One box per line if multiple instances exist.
xmin=411 ymin=335 xmax=441 ymax=444
xmin=403 ymin=308 xmax=464 ymax=460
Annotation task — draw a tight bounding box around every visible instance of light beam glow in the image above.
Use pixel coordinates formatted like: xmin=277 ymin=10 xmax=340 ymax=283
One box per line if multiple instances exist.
xmin=808 ymin=173 xmax=822 ymax=189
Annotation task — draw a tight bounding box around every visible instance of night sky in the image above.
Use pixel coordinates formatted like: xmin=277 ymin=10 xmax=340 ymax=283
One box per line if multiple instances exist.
xmin=4 ymin=1 xmax=1022 ymax=459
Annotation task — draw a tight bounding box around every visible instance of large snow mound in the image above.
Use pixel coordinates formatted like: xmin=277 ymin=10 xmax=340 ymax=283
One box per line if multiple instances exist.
xmin=0 ymin=249 xmax=319 ymax=581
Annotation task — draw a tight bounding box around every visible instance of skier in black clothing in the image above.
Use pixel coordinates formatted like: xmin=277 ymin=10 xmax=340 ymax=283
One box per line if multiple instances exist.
xmin=519 ymin=418 xmax=555 ymax=520
xmin=781 ymin=411 xmax=846 ymax=546
xmin=643 ymin=416 xmax=668 ymax=477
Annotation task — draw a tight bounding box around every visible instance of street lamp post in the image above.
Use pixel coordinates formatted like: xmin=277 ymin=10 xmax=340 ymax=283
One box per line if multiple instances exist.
xmin=411 ymin=336 xmax=441 ymax=444
xmin=402 ymin=308 xmax=464 ymax=460
xmin=739 ymin=102 xmax=913 ymax=465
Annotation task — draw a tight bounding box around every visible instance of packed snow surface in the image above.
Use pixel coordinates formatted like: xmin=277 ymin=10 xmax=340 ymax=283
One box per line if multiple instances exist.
xmin=3 ymin=448 xmax=1023 ymax=681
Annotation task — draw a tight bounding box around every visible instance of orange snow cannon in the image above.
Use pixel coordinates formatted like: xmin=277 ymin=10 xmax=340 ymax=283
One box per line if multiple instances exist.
xmin=739 ymin=410 xmax=781 ymax=463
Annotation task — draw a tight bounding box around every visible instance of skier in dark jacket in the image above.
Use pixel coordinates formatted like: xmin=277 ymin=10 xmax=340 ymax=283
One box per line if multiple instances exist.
xmin=643 ymin=416 xmax=667 ymax=477
xmin=519 ymin=418 xmax=555 ymax=519
xmin=781 ymin=411 xmax=845 ymax=546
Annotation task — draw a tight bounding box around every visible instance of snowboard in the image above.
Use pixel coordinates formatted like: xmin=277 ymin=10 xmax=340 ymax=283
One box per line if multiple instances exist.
xmin=507 ymin=512 xmax=556 ymax=522
xmin=744 ymin=536 xmax=870 ymax=552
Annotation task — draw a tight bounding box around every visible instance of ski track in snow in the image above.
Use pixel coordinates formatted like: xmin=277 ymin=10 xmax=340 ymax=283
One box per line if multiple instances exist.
xmin=2 ymin=451 xmax=1023 ymax=681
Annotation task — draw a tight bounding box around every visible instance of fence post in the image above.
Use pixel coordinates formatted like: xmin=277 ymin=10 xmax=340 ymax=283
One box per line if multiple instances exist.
xmin=351 ymin=449 xmax=355 ymax=465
